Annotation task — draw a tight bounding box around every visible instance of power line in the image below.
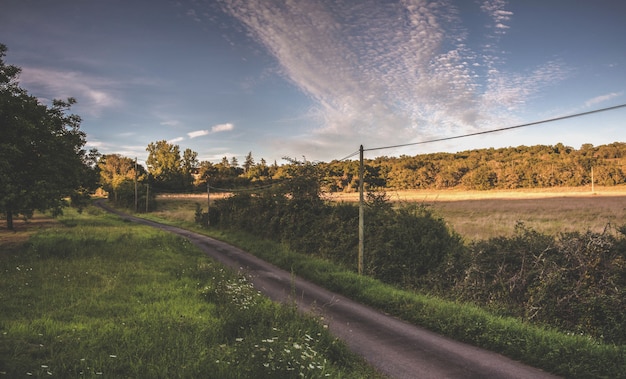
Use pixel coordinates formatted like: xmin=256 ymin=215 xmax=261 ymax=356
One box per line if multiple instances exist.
xmin=337 ymin=149 xmax=361 ymax=161
xmin=208 ymin=180 xmax=284 ymax=193
xmin=364 ymin=103 xmax=626 ymax=153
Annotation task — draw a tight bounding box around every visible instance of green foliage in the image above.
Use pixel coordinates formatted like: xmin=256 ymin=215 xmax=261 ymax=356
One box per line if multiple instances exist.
xmin=146 ymin=140 xmax=187 ymax=191
xmin=97 ymin=154 xmax=156 ymax=211
xmin=209 ymin=162 xmax=463 ymax=289
xmin=365 ymin=202 xmax=464 ymax=288
xmin=318 ymin=142 xmax=626 ymax=191
xmin=0 ymin=44 xmax=97 ymax=229
xmin=446 ymin=223 xmax=626 ymax=344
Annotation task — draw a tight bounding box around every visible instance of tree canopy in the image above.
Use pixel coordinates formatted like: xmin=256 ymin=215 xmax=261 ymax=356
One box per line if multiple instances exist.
xmin=0 ymin=44 xmax=97 ymax=229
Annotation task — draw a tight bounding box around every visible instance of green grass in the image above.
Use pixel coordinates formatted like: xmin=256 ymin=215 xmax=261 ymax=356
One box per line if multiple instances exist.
xmin=139 ymin=199 xmax=626 ymax=378
xmin=0 ymin=207 xmax=385 ymax=378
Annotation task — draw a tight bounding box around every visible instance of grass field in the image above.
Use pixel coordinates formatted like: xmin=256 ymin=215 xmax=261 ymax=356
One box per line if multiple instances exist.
xmin=0 ymin=208 xmax=383 ymax=378
xmin=155 ymin=186 xmax=626 ymax=241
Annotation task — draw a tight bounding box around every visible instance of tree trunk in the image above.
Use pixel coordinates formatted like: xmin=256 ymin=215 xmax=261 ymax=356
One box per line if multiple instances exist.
xmin=6 ymin=210 xmax=13 ymax=230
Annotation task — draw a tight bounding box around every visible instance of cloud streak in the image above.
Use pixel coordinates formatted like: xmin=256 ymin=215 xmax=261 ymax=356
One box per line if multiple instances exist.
xmin=585 ymin=92 xmax=623 ymax=107
xmin=18 ymin=67 xmax=122 ymax=116
xmin=188 ymin=130 xmax=210 ymax=138
xmin=217 ymin=0 xmax=569 ymax=157
xmin=211 ymin=122 xmax=234 ymax=133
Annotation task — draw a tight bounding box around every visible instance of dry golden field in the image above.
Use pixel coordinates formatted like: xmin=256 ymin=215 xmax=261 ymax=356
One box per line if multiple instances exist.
xmin=328 ymin=186 xmax=626 ymax=241
xmin=134 ymin=186 xmax=626 ymax=242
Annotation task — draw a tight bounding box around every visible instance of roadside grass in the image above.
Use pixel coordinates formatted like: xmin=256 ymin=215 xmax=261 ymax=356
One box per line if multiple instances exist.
xmin=143 ymin=196 xmax=626 ymax=378
xmin=0 ymin=207 xmax=385 ymax=378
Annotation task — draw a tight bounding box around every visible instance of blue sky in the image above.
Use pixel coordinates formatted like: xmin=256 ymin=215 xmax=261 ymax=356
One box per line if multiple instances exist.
xmin=2 ymin=0 xmax=625 ymax=165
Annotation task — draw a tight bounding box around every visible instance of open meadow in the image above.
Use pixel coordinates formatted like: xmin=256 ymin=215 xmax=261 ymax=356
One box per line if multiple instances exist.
xmin=157 ymin=186 xmax=626 ymax=241
xmin=0 ymin=208 xmax=382 ymax=378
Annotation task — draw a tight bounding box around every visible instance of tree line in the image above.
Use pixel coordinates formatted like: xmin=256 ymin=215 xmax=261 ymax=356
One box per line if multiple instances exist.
xmin=320 ymin=142 xmax=626 ymax=192
xmin=99 ymin=140 xmax=626 ymax=209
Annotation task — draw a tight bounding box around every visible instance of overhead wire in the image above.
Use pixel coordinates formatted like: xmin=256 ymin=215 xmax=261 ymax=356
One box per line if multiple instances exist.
xmin=208 ymin=180 xmax=283 ymax=193
xmin=363 ymin=103 xmax=626 ymax=153
xmin=337 ymin=149 xmax=361 ymax=162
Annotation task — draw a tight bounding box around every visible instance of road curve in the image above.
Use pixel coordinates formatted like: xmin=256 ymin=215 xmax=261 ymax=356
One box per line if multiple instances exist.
xmin=96 ymin=201 xmax=561 ymax=379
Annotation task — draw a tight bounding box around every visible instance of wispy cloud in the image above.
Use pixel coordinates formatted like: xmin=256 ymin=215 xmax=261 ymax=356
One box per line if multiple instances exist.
xmin=481 ymin=0 xmax=513 ymax=34
xmin=211 ymin=122 xmax=234 ymax=133
xmin=18 ymin=67 xmax=122 ymax=116
xmin=188 ymin=130 xmax=210 ymax=138
xmin=218 ymin=0 xmax=569 ymax=158
xmin=169 ymin=136 xmax=185 ymax=144
xmin=585 ymin=92 xmax=623 ymax=107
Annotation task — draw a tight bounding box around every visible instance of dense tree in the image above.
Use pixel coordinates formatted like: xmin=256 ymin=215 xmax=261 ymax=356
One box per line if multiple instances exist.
xmin=195 ymin=160 xmax=218 ymax=187
xmin=98 ymin=154 xmax=144 ymax=202
xmin=182 ymin=148 xmax=198 ymax=190
xmin=146 ymin=140 xmax=185 ymax=190
xmin=0 ymin=44 xmax=97 ymax=229
xmin=315 ymin=143 xmax=626 ymax=192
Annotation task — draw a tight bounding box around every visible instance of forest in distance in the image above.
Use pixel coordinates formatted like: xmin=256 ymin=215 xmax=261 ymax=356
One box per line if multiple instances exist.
xmin=100 ymin=141 xmax=626 ymax=201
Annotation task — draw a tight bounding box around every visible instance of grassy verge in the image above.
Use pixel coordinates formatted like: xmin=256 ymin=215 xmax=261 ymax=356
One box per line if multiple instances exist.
xmin=0 ymin=207 xmax=384 ymax=378
xmin=139 ymin=201 xmax=626 ymax=378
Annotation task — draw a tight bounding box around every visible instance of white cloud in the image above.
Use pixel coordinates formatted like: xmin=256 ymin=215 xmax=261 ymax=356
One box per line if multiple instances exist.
xmin=481 ymin=0 xmax=513 ymax=35
xmin=218 ymin=0 xmax=568 ymax=159
xmin=18 ymin=67 xmax=122 ymax=116
xmin=211 ymin=123 xmax=234 ymax=133
xmin=188 ymin=129 xmax=210 ymax=138
xmin=169 ymin=137 xmax=185 ymax=144
xmin=585 ymin=92 xmax=623 ymax=107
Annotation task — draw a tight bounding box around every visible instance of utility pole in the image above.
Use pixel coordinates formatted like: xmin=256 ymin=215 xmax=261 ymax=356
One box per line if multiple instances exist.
xmin=358 ymin=145 xmax=364 ymax=275
xmin=145 ymin=182 xmax=149 ymax=212
xmin=207 ymin=178 xmax=210 ymax=227
xmin=591 ymin=166 xmax=595 ymax=193
xmin=134 ymin=157 xmax=138 ymax=212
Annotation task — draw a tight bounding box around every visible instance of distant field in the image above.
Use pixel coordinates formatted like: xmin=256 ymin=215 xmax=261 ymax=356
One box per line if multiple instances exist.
xmin=328 ymin=186 xmax=626 ymax=240
xmin=153 ymin=186 xmax=626 ymax=241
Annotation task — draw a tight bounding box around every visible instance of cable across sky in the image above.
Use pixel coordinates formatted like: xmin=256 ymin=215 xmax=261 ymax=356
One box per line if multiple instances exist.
xmin=362 ymin=104 xmax=626 ymax=154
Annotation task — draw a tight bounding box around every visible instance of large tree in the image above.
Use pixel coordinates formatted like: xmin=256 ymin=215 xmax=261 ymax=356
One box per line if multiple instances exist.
xmin=182 ymin=148 xmax=198 ymax=190
xmin=145 ymin=140 xmax=200 ymax=191
xmin=98 ymin=154 xmax=144 ymax=202
xmin=0 ymin=44 xmax=96 ymax=229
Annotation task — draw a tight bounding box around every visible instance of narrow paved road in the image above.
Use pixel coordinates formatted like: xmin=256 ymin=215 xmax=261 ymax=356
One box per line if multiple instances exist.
xmin=97 ymin=201 xmax=561 ymax=379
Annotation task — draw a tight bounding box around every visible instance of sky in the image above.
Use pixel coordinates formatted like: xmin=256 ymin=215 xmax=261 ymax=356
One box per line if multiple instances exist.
xmin=1 ymin=0 xmax=625 ymax=165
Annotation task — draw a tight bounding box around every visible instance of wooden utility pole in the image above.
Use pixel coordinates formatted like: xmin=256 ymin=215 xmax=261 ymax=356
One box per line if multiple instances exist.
xmin=207 ymin=178 xmax=210 ymax=227
xmin=134 ymin=157 xmax=138 ymax=212
xmin=145 ymin=183 xmax=149 ymax=212
xmin=358 ymin=145 xmax=364 ymax=275
xmin=591 ymin=166 xmax=595 ymax=193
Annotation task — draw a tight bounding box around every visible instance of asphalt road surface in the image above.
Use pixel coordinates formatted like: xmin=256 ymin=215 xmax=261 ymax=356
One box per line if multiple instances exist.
xmin=97 ymin=201 xmax=561 ymax=379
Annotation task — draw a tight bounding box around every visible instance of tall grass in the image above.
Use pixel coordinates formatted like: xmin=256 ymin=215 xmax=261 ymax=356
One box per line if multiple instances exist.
xmin=0 ymin=207 xmax=383 ymax=378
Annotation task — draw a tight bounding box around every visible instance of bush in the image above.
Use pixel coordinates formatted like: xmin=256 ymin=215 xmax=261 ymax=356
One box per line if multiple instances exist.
xmin=209 ymin=188 xmax=463 ymax=289
xmin=447 ymin=222 xmax=626 ymax=343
